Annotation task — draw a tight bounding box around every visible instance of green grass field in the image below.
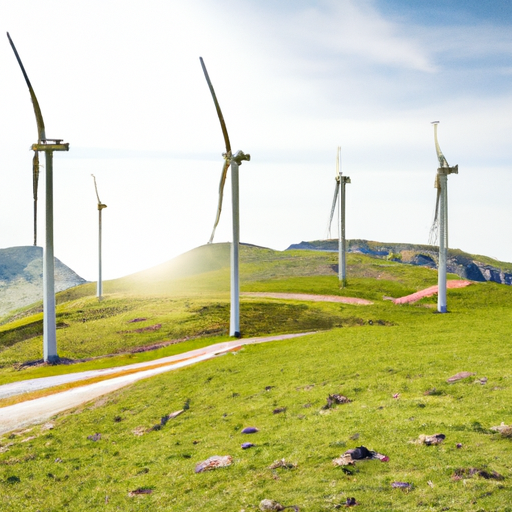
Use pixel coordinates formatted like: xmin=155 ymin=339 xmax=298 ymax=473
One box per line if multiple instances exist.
xmin=1 ymin=243 xmax=512 ymax=511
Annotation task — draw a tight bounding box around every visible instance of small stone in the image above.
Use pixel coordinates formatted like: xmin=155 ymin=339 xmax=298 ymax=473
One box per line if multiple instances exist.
xmin=241 ymin=427 xmax=259 ymax=434
xmin=128 ymin=488 xmax=152 ymax=497
xmin=259 ymin=499 xmax=285 ymax=511
xmin=391 ymin=481 xmax=412 ymax=489
xmin=87 ymin=433 xmax=101 ymax=441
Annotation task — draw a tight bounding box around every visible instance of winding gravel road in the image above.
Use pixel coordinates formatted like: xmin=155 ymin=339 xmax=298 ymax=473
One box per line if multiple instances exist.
xmin=0 ymin=332 xmax=314 ymax=435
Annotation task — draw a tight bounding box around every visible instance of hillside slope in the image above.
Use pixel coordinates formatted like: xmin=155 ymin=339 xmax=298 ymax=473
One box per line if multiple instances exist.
xmin=0 ymin=246 xmax=87 ymax=318
xmin=288 ymin=239 xmax=512 ymax=285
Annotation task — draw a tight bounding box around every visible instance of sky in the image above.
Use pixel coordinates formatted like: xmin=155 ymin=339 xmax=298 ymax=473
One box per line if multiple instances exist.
xmin=1 ymin=0 xmax=511 ymax=281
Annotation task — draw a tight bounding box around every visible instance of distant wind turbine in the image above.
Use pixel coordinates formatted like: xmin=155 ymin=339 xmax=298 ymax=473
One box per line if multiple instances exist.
xmin=429 ymin=121 xmax=458 ymax=313
xmin=199 ymin=56 xmax=250 ymax=338
xmin=327 ymin=147 xmax=351 ymax=287
xmin=7 ymin=32 xmax=70 ymax=362
xmin=91 ymin=175 xmax=107 ymax=301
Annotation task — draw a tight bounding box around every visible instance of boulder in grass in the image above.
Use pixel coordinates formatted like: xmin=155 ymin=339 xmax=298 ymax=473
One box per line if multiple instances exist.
xmin=447 ymin=371 xmax=476 ymax=383
xmin=491 ymin=423 xmax=512 ymax=437
xmin=259 ymin=500 xmax=285 ymax=511
xmin=333 ymin=446 xmax=389 ymax=466
xmin=195 ymin=455 xmax=232 ymax=473
xmin=416 ymin=433 xmax=445 ymax=445
xmin=323 ymin=394 xmax=352 ymax=409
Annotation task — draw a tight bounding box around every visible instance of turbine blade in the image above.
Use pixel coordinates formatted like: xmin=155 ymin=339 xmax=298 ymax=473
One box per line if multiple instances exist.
xmin=7 ymin=33 xmax=46 ymax=142
xmin=328 ymin=180 xmax=340 ymax=237
xmin=199 ymin=57 xmax=231 ymax=154
xmin=32 ymin=152 xmax=39 ymax=202
xmin=432 ymin=122 xmax=449 ymax=169
xmin=208 ymin=158 xmax=230 ymax=244
xmin=429 ymin=188 xmax=441 ymax=246
xmin=91 ymin=174 xmax=102 ymax=205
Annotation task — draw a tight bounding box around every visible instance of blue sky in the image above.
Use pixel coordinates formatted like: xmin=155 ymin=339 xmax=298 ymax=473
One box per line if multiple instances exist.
xmin=1 ymin=0 xmax=511 ymax=280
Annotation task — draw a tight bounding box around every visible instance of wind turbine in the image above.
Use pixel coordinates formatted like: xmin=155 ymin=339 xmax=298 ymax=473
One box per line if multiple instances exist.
xmin=327 ymin=147 xmax=351 ymax=287
xmin=429 ymin=121 xmax=458 ymax=313
xmin=199 ymin=56 xmax=250 ymax=338
xmin=91 ymin=175 xmax=107 ymax=301
xmin=8 ymin=32 xmax=69 ymax=362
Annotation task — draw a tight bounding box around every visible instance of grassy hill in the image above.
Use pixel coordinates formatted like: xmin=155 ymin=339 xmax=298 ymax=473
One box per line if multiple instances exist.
xmin=1 ymin=243 xmax=512 ymax=510
xmin=289 ymin=239 xmax=512 ymax=285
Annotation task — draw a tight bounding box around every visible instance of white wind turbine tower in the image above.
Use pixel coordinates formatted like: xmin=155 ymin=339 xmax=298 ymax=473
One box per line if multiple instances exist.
xmin=91 ymin=175 xmax=107 ymax=301
xmin=200 ymin=57 xmax=250 ymax=338
xmin=327 ymin=147 xmax=351 ymax=287
xmin=8 ymin=32 xmax=69 ymax=363
xmin=429 ymin=121 xmax=458 ymax=313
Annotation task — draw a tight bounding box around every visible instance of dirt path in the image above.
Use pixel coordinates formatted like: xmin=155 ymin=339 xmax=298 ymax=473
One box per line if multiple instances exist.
xmin=392 ymin=280 xmax=472 ymax=304
xmin=242 ymin=292 xmax=373 ymax=305
xmin=0 ymin=332 xmax=314 ymax=435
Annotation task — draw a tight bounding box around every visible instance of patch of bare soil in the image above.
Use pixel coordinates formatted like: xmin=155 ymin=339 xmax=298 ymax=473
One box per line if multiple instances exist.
xmin=392 ymin=280 xmax=472 ymax=305
xmin=242 ymin=292 xmax=373 ymax=305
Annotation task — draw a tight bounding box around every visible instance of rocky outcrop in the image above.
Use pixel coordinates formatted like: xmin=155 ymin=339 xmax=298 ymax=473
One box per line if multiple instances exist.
xmin=0 ymin=246 xmax=87 ymax=318
xmin=286 ymin=239 xmax=512 ymax=286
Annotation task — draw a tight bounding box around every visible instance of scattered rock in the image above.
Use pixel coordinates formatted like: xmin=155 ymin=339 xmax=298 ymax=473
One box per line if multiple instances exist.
xmin=456 ymin=443 xmax=463 ymax=449
xmin=269 ymin=459 xmax=297 ymax=470
xmin=332 ymin=453 xmax=356 ymax=467
xmin=391 ymin=482 xmax=412 ymax=489
xmin=392 ymin=393 xmax=400 ymax=399
xmin=259 ymin=499 xmax=299 ymax=511
xmin=265 ymin=386 xmax=275 ymax=391
xmin=132 ymin=426 xmax=146 ymax=437
xmin=333 ymin=446 xmax=389 ymax=466
xmin=87 ymin=433 xmax=101 ymax=442
xmin=453 ymin=467 xmax=504 ymax=481
xmin=323 ymin=394 xmax=352 ymax=409
xmin=20 ymin=436 xmax=36 ymax=443
xmin=0 ymin=443 xmax=14 ymax=453
xmin=475 ymin=377 xmax=488 ymax=385
xmin=242 ymin=443 xmax=255 ymax=450
xmin=447 ymin=372 xmax=476 ymax=383
xmin=195 ymin=455 xmax=233 ymax=473
xmin=128 ymin=318 xmax=147 ymax=323
xmin=350 ymin=433 xmax=360 ymax=441
xmin=54 ymin=458 xmax=63 ymax=463
xmin=344 ymin=497 xmax=358 ymax=507
xmin=416 ymin=433 xmax=445 ymax=445
xmin=273 ymin=407 xmax=287 ymax=414
xmin=128 ymin=488 xmax=153 ymax=497
xmin=427 ymin=480 xmax=434 ymax=488
xmin=241 ymin=427 xmax=259 ymax=434
xmin=259 ymin=499 xmax=285 ymax=511
xmin=491 ymin=423 xmax=512 ymax=437
xmin=41 ymin=422 xmax=54 ymax=431
xmin=161 ymin=410 xmax=184 ymax=425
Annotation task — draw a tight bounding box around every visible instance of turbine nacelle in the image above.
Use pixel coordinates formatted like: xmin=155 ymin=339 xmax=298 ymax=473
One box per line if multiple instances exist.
xmin=231 ymin=150 xmax=250 ymax=165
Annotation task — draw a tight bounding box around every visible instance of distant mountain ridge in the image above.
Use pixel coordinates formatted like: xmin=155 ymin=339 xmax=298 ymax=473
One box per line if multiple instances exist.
xmin=286 ymin=239 xmax=512 ymax=285
xmin=0 ymin=246 xmax=87 ymax=318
